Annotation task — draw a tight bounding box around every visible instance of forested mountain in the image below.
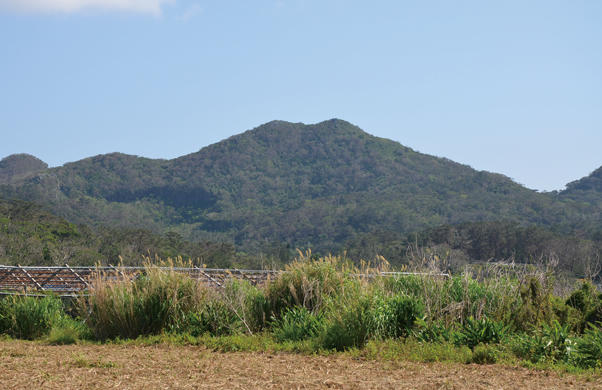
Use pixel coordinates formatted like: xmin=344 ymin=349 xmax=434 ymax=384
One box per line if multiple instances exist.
xmin=0 ymin=154 xmax=48 ymax=184
xmin=1 ymin=119 xmax=601 ymax=255
xmin=559 ymin=167 xmax=602 ymax=209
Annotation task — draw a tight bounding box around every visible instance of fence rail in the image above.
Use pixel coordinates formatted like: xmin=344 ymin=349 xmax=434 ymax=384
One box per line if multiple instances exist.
xmin=0 ymin=265 xmax=449 ymax=296
xmin=0 ymin=265 xmax=281 ymax=294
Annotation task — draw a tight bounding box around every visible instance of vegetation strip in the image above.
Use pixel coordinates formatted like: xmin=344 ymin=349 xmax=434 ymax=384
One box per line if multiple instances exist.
xmin=0 ymin=253 xmax=600 ymax=375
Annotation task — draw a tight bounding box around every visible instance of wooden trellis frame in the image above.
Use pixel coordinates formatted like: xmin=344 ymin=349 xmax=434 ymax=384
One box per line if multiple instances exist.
xmin=0 ymin=265 xmax=448 ymax=296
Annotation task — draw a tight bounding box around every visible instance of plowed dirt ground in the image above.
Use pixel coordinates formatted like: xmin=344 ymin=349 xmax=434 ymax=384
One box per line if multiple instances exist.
xmin=0 ymin=340 xmax=600 ymax=389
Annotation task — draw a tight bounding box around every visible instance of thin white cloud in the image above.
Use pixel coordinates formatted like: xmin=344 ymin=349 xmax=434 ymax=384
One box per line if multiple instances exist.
xmin=0 ymin=0 xmax=175 ymax=15
xmin=176 ymin=3 xmax=201 ymax=21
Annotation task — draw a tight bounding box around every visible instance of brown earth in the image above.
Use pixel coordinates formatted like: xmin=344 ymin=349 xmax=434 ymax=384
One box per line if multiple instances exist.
xmin=0 ymin=340 xmax=600 ymax=389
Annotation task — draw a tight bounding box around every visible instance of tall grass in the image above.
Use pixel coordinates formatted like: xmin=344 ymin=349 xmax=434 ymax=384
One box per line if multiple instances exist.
xmin=264 ymin=251 xmax=349 ymax=315
xmin=78 ymin=259 xmax=208 ymax=340
xmin=0 ymin=295 xmax=63 ymax=340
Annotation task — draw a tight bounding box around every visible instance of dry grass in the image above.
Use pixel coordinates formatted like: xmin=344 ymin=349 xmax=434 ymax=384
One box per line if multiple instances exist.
xmin=0 ymin=340 xmax=600 ymax=389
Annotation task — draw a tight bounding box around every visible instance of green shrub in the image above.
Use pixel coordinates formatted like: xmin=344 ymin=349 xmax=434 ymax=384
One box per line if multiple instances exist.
xmin=471 ymin=343 xmax=499 ymax=364
xmin=187 ymin=301 xmax=242 ymax=337
xmin=412 ymin=317 xmax=454 ymax=344
xmin=510 ymin=320 xmax=574 ymax=364
xmin=383 ymin=270 xmax=520 ymax=325
xmin=566 ymin=282 xmax=602 ymax=332
xmin=576 ymin=322 xmax=602 ymax=369
xmin=320 ymin=286 xmax=372 ymax=351
xmin=510 ymin=276 xmax=556 ymax=331
xmin=370 ymin=294 xmax=423 ymax=339
xmin=46 ymin=316 xmax=91 ymax=345
xmin=540 ymin=320 xmax=574 ymax=363
xmin=0 ymin=295 xmax=63 ymax=340
xmin=271 ymin=306 xmax=324 ymax=342
xmin=454 ymin=316 xmax=510 ymax=350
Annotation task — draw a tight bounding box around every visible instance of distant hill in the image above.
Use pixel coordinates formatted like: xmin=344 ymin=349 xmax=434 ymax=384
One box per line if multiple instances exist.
xmin=1 ymin=119 xmax=600 ymax=254
xmin=0 ymin=154 xmax=48 ymax=184
xmin=559 ymin=166 xmax=602 ymax=207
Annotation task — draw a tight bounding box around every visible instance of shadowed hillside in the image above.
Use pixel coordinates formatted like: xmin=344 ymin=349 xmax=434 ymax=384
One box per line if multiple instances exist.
xmin=1 ymin=119 xmax=600 ymax=254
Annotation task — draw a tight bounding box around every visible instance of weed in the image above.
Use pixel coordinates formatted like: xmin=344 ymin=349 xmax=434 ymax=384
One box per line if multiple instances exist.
xmin=320 ymin=283 xmax=373 ymax=351
xmin=78 ymin=259 xmax=208 ymax=340
xmin=271 ymin=306 xmax=324 ymax=342
xmin=471 ymin=343 xmax=498 ymax=364
xmin=0 ymin=295 xmax=63 ymax=340
xmin=454 ymin=316 xmax=510 ymax=350
xmin=370 ymin=294 xmax=424 ymax=339
xmin=71 ymin=353 xmax=116 ymax=368
xmin=412 ymin=317 xmax=454 ymax=344
xmin=576 ymin=322 xmax=602 ymax=369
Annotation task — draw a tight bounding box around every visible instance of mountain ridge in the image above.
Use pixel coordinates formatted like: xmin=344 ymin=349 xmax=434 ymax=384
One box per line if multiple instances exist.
xmin=1 ymin=119 xmax=601 ymax=253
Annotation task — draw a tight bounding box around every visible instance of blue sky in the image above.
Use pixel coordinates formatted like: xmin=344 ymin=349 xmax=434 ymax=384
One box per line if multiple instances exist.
xmin=1 ymin=0 xmax=600 ymax=192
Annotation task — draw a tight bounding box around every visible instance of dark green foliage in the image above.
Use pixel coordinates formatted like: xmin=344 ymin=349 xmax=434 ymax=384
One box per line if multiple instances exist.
xmin=370 ymin=295 xmax=424 ymax=339
xmin=321 ymin=291 xmax=373 ymax=351
xmin=577 ymin=322 xmax=602 ymax=369
xmin=0 ymin=295 xmax=63 ymax=340
xmin=471 ymin=343 xmax=499 ymax=364
xmin=565 ymin=282 xmax=602 ymax=331
xmin=344 ymin=221 xmax=602 ymax=277
xmin=454 ymin=316 xmax=511 ymax=350
xmin=511 ymin=277 xmax=557 ymax=331
xmin=0 ymin=197 xmax=237 ymax=267
xmin=511 ymin=320 xmax=574 ymax=364
xmin=271 ymin=306 xmax=324 ymax=342
xmin=412 ymin=318 xmax=454 ymax=344
xmin=188 ymin=302 xmax=242 ymax=337
xmin=4 ymin=119 xmax=601 ymax=257
xmin=561 ymin=166 xmax=602 ymax=212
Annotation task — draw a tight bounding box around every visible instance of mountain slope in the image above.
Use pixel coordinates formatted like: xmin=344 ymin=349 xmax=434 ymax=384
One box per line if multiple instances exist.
xmin=0 ymin=119 xmax=598 ymax=253
xmin=0 ymin=154 xmax=48 ymax=184
xmin=560 ymin=166 xmax=602 ymax=207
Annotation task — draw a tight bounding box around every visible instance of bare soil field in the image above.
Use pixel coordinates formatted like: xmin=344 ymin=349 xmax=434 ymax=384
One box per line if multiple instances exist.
xmin=0 ymin=340 xmax=600 ymax=390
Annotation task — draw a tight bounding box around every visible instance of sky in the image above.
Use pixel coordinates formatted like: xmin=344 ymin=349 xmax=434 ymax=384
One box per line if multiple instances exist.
xmin=0 ymin=0 xmax=600 ymax=192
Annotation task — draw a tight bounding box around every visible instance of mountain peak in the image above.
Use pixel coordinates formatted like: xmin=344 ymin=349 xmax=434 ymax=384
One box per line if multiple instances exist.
xmin=0 ymin=154 xmax=48 ymax=183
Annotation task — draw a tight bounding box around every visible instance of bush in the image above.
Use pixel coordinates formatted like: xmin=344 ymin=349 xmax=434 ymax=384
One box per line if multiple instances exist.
xmin=577 ymin=322 xmax=602 ymax=369
xmin=320 ymin=285 xmax=372 ymax=351
xmin=46 ymin=316 xmax=91 ymax=345
xmin=78 ymin=261 xmax=208 ymax=340
xmin=0 ymin=295 xmax=64 ymax=340
xmin=412 ymin=317 xmax=454 ymax=344
xmin=510 ymin=320 xmax=574 ymax=364
xmin=471 ymin=343 xmax=499 ymax=364
xmin=454 ymin=316 xmax=510 ymax=350
xmin=271 ymin=306 xmax=324 ymax=342
xmin=566 ymin=282 xmax=602 ymax=332
xmin=510 ymin=276 xmax=556 ymax=331
xmin=370 ymin=294 xmax=424 ymax=339
xmin=188 ymin=301 xmax=242 ymax=337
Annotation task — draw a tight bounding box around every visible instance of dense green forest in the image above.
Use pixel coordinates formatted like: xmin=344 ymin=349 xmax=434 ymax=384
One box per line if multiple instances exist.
xmin=0 ymin=198 xmax=238 ymax=268
xmin=1 ymin=119 xmax=602 ymax=276
xmin=1 ymin=196 xmax=601 ymax=284
xmin=2 ymin=120 xmax=601 ymax=255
